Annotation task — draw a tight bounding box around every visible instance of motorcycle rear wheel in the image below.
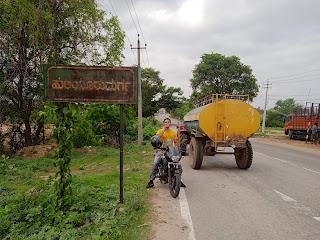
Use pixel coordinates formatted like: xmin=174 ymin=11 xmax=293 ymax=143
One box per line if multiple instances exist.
xmin=169 ymin=173 xmax=181 ymax=198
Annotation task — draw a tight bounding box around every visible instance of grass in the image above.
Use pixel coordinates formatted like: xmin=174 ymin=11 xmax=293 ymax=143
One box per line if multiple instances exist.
xmin=0 ymin=143 xmax=154 ymax=240
xmin=254 ymin=127 xmax=285 ymax=137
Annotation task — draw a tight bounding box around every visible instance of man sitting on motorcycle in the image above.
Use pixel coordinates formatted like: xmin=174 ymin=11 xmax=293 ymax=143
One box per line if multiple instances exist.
xmin=146 ymin=117 xmax=186 ymax=188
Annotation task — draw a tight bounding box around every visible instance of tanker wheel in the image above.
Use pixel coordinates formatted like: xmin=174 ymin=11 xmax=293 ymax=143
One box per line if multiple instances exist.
xmin=235 ymin=140 xmax=253 ymax=169
xmin=179 ymin=132 xmax=188 ymax=156
xmin=189 ymin=137 xmax=203 ymax=169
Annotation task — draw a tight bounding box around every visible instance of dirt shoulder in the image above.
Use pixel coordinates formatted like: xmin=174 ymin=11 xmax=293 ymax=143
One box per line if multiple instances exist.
xmin=253 ymin=135 xmax=320 ymax=155
xmin=148 ymin=180 xmax=192 ymax=240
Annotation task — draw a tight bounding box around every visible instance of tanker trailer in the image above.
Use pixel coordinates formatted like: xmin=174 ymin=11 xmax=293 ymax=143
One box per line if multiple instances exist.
xmin=179 ymin=94 xmax=260 ymax=170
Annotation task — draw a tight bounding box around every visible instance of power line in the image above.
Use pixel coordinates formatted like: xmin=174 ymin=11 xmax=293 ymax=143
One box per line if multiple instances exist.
xmin=273 ymin=74 xmax=320 ymax=83
xmin=273 ymin=77 xmax=320 ymax=84
xmin=269 ymin=97 xmax=320 ymax=102
xmin=124 ymin=0 xmax=139 ymax=35
xmin=269 ymin=93 xmax=320 ymax=97
xmin=130 ymin=0 xmax=146 ymax=43
xmin=128 ymin=0 xmax=150 ymax=67
xmin=140 ymin=47 xmax=145 ymax=66
xmin=109 ymin=0 xmax=136 ymax=62
xmin=145 ymin=49 xmax=150 ymax=67
xmin=270 ymin=68 xmax=320 ymax=80
xmin=306 ymin=88 xmax=311 ymax=103
xmin=109 ymin=0 xmax=150 ymax=67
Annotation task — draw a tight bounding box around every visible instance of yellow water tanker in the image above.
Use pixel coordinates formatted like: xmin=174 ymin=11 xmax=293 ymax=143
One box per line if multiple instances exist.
xmin=178 ymin=94 xmax=260 ymax=170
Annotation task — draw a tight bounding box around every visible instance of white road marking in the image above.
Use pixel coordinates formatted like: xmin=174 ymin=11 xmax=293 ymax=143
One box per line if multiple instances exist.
xmin=179 ymin=188 xmax=196 ymax=240
xmin=273 ymin=189 xmax=297 ymax=202
xmin=303 ymin=167 xmax=320 ymax=175
xmin=255 ymin=152 xmax=320 ymax=223
xmin=274 ymin=189 xmax=320 ymax=223
xmin=256 ymin=152 xmax=320 ymax=176
xmin=272 ymin=157 xmax=291 ymax=164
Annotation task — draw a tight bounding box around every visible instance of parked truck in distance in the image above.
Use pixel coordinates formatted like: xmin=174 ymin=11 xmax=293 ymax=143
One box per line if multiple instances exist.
xmin=284 ymin=102 xmax=320 ymax=139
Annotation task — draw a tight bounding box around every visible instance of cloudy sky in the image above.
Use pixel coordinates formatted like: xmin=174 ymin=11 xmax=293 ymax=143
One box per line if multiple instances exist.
xmin=99 ymin=0 xmax=320 ymax=109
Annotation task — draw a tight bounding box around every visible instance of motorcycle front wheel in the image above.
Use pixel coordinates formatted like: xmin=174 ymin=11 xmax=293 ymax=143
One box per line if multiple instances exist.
xmin=169 ymin=171 xmax=181 ymax=198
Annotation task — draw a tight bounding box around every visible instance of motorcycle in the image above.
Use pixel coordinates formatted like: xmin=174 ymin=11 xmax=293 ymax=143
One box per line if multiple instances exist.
xmin=156 ymin=146 xmax=183 ymax=198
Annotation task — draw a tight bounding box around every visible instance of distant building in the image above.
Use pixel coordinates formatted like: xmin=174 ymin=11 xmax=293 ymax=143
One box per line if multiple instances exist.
xmin=154 ymin=108 xmax=171 ymax=122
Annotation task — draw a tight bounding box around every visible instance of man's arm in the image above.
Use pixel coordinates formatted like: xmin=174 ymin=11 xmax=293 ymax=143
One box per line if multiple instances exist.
xmin=157 ymin=128 xmax=166 ymax=138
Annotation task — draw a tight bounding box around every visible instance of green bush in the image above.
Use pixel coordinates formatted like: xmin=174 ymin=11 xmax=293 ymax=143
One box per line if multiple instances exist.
xmin=266 ymin=110 xmax=284 ymax=128
xmin=52 ymin=104 xmax=97 ymax=148
xmin=71 ymin=113 xmax=97 ymax=148
xmin=143 ymin=117 xmax=160 ymax=140
xmin=0 ymin=182 xmax=140 ymax=239
xmin=0 ymin=144 xmax=152 ymax=240
xmin=35 ymin=103 xmax=58 ymax=125
xmin=41 ymin=103 xmax=161 ymax=146
xmin=87 ymin=104 xmax=138 ymax=143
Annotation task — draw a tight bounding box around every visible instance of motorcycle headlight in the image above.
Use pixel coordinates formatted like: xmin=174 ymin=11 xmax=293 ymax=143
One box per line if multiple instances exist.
xmin=171 ymin=156 xmax=181 ymax=162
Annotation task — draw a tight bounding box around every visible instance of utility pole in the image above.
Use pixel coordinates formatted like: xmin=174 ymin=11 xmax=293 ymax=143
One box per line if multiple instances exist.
xmin=131 ymin=34 xmax=146 ymax=145
xmin=262 ymin=80 xmax=272 ymax=134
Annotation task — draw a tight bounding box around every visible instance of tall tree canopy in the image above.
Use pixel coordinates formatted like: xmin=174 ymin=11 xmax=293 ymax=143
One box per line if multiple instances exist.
xmin=274 ymin=98 xmax=303 ymax=115
xmin=266 ymin=98 xmax=303 ymax=127
xmin=191 ymin=53 xmax=259 ymax=101
xmin=141 ymin=68 xmax=164 ymax=117
xmin=141 ymin=67 xmax=184 ymax=117
xmin=0 ymin=0 xmax=124 ymax=147
xmin=158 ymin=86 xmax=184 ymax=111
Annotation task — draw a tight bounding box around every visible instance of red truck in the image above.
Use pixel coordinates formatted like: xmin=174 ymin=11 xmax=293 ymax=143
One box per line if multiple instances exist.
xmin=284 ymin=102 xmax=320 ymax=139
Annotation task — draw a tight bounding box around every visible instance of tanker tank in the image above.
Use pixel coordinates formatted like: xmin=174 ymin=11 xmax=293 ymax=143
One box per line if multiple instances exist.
xmin=178 ymin=94 xmax=260 ymax=170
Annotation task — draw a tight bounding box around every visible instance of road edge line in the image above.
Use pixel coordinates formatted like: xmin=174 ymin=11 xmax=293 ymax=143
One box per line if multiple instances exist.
xmin=179 ymin=188 xmax=196 ymax=240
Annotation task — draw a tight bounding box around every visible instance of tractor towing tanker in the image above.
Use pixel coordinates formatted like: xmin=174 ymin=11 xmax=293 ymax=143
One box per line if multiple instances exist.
xmin=178 ymin=94 xmax=260 ymax=169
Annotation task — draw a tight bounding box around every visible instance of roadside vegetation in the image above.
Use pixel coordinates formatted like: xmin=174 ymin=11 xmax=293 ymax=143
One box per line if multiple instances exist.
xmin=1 ymin=1 xmax=275 ymax=239
xmin=256 ymin=98 xmax=303 ymax=128
xmin=255 ymin=127 xmax=284 ymax=137
xmin=0 ymin=144 xmax=154 ymax=239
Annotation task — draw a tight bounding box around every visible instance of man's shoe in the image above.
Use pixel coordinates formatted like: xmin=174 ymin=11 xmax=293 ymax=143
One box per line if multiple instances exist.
xmin=146 ymin=180 xmax=154 ymax=188
xmin=181 ymin=181 xmax=186 ymax=188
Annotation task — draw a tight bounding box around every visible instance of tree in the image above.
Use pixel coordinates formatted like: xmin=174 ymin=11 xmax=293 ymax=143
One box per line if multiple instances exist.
xmin=0 ymin=0 xmax=125 ymax=148
xmin=266 ymin=110 xmax=284 ymax=127
xmin=265 ymin=98 xmax=303 ymax=127
xmin=274 ymin=98 xmax=303 ymax=115
xmin=170 ymin=99 xmax=193 ymax=120
xmin=141 ymin=68 xmax=164 ymax=117
xmin=141 ymin=67 xmax=185 ymax=117
xmin=158 ymin=86 xmax=185 ymax=112
xmin=191 ymin=53 xmax=259 ymax=101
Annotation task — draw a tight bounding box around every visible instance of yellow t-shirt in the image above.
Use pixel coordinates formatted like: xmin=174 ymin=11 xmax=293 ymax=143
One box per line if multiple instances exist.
xmin=156 ymin=128 xmax=177 ymax=146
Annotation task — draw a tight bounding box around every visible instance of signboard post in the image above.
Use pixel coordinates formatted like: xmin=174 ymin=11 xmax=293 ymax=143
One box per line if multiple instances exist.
xmin=119 ymin=105 xmax=124 ymax=203
xmin=43 ymin=64 xmax=137 ymax=203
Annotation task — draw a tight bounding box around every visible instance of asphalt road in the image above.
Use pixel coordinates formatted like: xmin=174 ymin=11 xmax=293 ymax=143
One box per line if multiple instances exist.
xmin=182 ymin=138 xmax=320 ymax=240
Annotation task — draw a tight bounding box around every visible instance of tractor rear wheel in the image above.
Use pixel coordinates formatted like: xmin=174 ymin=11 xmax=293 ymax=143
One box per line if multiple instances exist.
xmin=234 ymin=140 xmax=253 ymax=169
xmin=189 ymin=137 xmax=203 ymax=169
